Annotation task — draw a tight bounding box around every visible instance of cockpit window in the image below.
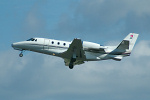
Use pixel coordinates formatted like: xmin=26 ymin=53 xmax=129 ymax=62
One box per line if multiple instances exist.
xmin=26 ymin=38 xmax=37 ymax=41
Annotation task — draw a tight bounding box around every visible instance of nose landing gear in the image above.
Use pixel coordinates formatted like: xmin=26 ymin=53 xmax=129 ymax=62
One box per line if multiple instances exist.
xmin=19 ymin=53 xmax=23 ymax=57
xmin=19 ymin=50 xmax=24 ymax=57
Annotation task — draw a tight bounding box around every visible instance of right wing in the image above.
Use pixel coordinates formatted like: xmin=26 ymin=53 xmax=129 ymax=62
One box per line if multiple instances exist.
xmin=84 ymin=48 xmax=106 ymax=53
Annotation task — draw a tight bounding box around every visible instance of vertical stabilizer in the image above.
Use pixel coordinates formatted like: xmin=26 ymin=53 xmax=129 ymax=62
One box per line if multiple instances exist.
xmin=124 ymin=33 xmax=139 ymax=51
xmin=117 ymin=33 xmax=139 ymax=52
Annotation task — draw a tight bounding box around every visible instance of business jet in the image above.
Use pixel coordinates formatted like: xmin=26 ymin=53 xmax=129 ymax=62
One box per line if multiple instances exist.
xmin=12 ymin=33 xmax=139 ymax=69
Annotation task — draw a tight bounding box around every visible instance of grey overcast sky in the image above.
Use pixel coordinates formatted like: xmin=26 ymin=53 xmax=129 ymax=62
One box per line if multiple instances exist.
xmin=0 ymin=0 xmax=150 ymax=100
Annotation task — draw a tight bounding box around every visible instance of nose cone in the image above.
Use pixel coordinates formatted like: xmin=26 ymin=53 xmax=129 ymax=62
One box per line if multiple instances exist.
xmin=11 ymin=43 xmax=15 ymax=48
xmin=11 ymin=43 xmax=16 ymax=49
xmin=11 ymin=43 xmax=18 ymax=49
xmin=11 ymin=42 xmax=24 ymax=50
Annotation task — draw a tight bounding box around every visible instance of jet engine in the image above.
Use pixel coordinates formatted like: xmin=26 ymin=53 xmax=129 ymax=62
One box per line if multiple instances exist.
xmin=83 ymin=41 xmax=100 ymax=49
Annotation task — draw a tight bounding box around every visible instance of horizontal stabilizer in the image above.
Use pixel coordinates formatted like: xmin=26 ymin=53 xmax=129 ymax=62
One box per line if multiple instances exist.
xmin=112 ymin=56 xmax=123 ymax=61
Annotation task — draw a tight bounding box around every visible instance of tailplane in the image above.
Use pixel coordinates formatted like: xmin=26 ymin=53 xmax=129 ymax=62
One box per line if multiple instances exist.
xmin=117 ymin=33 xmax=139 ymax=53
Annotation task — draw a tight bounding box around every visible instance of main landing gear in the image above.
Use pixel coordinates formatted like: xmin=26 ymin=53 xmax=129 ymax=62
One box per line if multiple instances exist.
xmin=19 ymin=50 xmax=24 ymax=57
xmin=69 ymin=58 xmax=76 ymax=69
xmin=69 ymin=63 xmax=73 ymax=69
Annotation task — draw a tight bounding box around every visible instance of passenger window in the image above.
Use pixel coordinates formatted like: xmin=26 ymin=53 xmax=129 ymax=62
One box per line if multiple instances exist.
xmin=52 ymin=41 xmax=54 ymax=44
xmin=63 ymin=43 xmax=66 ymax=46
xmin=58 ymin=42 xmax=60 ymax=45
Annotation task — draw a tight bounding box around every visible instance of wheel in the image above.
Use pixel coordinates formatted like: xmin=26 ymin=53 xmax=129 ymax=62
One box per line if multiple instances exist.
xmin=19 ymin=53 xmax=23 ymax=57
xmin=69 ymin=63 xmax=74 ymax=69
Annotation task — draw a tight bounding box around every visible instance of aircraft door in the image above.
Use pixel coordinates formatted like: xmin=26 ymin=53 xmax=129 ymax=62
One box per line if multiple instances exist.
xmin=44 ymin=39 xmax=50 ymax=50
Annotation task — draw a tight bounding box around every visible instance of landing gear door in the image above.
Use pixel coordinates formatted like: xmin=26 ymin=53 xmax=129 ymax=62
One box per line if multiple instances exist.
xmin=44 ymin=39 xmax=50 ymax=50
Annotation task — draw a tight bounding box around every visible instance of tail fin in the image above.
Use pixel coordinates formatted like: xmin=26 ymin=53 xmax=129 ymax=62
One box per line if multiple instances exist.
xmin=117 ymin=33 xmax=139 ymax=52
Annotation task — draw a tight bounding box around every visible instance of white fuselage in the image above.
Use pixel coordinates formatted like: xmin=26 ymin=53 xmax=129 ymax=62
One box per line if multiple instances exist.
xmin=11 ymin=33 xmax=139 ymax=69
xmin=12 ymin=38 xmax=119 ymax=61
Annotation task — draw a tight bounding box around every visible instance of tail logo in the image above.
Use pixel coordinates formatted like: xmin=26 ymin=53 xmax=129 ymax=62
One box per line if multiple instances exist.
xmin=130 ymin=35 xmax=133 ymax=39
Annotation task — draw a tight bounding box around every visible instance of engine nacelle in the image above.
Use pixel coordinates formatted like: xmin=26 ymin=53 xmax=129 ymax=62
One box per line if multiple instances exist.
xmin=83 ymin=41 xmax=100 ymax=49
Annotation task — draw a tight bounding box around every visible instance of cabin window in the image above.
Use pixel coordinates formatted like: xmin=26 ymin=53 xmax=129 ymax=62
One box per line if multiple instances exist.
xmin=57 ymin=42 xmax=60 ymax=45
xmin=63 ymin=43 xmax=66 ymax=46
xmin=52 ymin=41 xmax=54 ymax=44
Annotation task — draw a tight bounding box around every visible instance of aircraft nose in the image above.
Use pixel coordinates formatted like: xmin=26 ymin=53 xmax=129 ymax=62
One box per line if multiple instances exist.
xmin=12 ymin=43 xmax=18 ymax=49
xmin=11 ymin=43 xmax=14 ymax=48
xmin=11 ymin=42 xmax=23 ymax=50
xmin=11 ymin=43 xmax=18 ymax=48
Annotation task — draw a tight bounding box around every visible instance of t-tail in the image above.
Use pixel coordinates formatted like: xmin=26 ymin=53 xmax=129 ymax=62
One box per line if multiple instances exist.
xmin=116 ymin=33 xmax=139 ymax=55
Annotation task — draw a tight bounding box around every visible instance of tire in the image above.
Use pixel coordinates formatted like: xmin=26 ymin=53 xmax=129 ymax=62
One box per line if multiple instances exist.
xmin=19 ymin=53 xmax=23 ymax=57
xmin=69 ymin=63 xmax=74 ymax=69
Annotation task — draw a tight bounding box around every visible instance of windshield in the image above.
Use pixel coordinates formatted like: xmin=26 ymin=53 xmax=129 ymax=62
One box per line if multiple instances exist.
xmin=26 ymin=38 xmax=37 ymax=41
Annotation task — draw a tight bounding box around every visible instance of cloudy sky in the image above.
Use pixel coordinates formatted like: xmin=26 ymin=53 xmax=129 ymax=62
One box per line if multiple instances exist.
xmin=0 ymin=0 xmax=150 ymax=100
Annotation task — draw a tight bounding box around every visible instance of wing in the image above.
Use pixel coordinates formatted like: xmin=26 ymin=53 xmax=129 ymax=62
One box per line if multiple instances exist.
xmin=62 ymin=38 xmax=86 ymax=60
xmin=84 ymin=48 xmax=106 ymax=53
xmin=61 ymin=38 xmax=86 ymax=66
xmin=64 ymin=58 xmax=84 ymax=66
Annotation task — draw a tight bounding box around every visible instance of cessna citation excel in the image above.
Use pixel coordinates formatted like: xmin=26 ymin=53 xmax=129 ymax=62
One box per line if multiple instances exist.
xmin=12 ymin=33 xmax=139 ymax=69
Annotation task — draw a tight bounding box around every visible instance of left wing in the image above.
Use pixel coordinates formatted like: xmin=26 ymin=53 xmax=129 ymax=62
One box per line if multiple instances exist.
xmin=61 ymin=38 xmax=86 ymax=66
xmin=64 ymin=58 xmax=84 ymax=66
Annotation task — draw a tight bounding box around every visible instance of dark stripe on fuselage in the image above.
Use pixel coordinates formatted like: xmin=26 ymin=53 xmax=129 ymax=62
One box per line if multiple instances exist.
xmin=26 ymin=43 xmax=69 ymax=49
